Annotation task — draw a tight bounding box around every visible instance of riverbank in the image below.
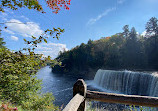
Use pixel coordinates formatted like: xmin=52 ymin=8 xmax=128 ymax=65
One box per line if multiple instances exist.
xmin=51 ymin=67 xmax=98 ymax=80
xmin=51 ymin=66 xmax=158 ymax=80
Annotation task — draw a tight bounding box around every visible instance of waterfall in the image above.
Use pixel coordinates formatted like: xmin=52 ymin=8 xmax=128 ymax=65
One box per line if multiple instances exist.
xmin=93 ymin=69 xmax=158 ymax=97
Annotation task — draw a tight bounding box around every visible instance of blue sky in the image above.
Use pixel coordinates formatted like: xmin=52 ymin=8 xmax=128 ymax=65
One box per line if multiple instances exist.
xmin=0 ymin=0 xmax=158 ymax=58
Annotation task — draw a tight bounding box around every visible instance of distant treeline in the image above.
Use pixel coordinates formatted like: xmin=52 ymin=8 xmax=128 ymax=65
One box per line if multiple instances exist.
xmin=52 ymin=17 xmax=158 ymax=74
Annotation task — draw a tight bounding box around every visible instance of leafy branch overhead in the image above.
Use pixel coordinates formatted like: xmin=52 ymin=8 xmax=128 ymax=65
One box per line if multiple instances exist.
xmin=0 ymin=0 xmax=70 ymax=110
xmin=0 ymin=0 xmax=43 ymax=12
xmin=0 ymin=0 xmax=66 ymax=69
xmin=23 ymin=27 xmax=64 ymax=51
xmin=0 ymin=0 xmax=71 ymax=13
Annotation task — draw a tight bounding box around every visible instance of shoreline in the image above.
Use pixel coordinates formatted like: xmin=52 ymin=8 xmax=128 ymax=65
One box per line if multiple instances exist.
xmin=51 ymin=67 xmax=158 ymax=79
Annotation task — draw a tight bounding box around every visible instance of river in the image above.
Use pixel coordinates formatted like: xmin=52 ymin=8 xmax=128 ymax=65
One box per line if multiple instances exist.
xmin=36 ymin=66 xmax=125 ymax=109
xmin=36 ymin=66 xmax=88 ymax=107
xmin=36 ymin=66 xmax=158 ymax=110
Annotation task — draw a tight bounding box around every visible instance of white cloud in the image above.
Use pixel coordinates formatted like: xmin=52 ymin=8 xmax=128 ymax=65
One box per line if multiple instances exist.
xmin=136 ymin=32 xmax=139 ymax=35
xmin=141 ymin=30 xmax=155 ymax=37
xmin=11 ymin=36 xmax=19 ymax=41
xmin=117 ymin=0 xmax=126 ymax=4
xmin=20 ymin=16 xmax=29 ymax=21
xmin=5 ymin=19 xmax=43 ymax=37
xmin=141 ymin=31 xmax=146 ymax=36
xmin=87 ymin=8 xmax=116 ymax=25
xmin=4 ymin=29 xmax=15 ymax=34
xmin=35 ymin=43 xmax=68 ymax=59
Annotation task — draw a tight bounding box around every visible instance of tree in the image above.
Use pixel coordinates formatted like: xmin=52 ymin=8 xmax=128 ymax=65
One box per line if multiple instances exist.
xmin=145 ymin=17 xmax=158 ymax=69
xmin=0 ymin=37 xmax=5 ymax=48
xmin=0 ymin=48 xmax=58 ymax=110
xmin=129 ymin=27 xmax=137 ymax=41
xmin=0 ymin=0 xmax=70 ymax=51
xmin=0 ymin=0 xmax=72 ymax=110
xmin=123 ymin=25 xmax=129 ymax=37
xmin=0 ymin=31 xmax=5 ymax=48
xmin=146 ymin=17 xmax=158 ymax=37
xmin=52 ymin=18 xmax=158 ymax=74
xmin=87 ymin=39 xmax=93 ymax=45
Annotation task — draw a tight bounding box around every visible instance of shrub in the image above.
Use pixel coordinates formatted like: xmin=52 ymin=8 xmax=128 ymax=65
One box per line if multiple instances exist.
xmin=0 ymin=48 xmax=58 ymax=110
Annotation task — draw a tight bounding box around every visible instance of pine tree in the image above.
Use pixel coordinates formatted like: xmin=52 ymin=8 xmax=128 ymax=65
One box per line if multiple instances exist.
xmin=146 ymin=17 xmax=158 ymax=37
xmin=0 ymin=29 xmax=5 ymax=48
xmin=123 ymin=25 xmax=130 ymax=37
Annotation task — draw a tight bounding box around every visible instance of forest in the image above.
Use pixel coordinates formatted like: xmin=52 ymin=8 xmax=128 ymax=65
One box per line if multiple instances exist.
xmin=52 ymin=17 xmax=158 ymax=77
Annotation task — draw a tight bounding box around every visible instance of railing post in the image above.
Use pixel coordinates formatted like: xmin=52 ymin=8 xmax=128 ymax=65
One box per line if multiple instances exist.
xmin=73 ymin=79 xmax=87 ymax=111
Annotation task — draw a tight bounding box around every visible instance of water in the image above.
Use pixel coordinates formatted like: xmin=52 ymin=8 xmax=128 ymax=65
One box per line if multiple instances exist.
xmin=36 ymin=66 xmax=81 ymax=107
xmin=37 ymin=67 xmax=158 ymax=110
xmin=94 ymin=69 xmax=158 ymax=97
xmin=92 ymin=69 xmax=158 ymax=111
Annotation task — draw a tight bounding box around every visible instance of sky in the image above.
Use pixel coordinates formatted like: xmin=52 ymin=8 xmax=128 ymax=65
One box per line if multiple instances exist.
xmin=0 ymin=0 xmax=158 ymax=58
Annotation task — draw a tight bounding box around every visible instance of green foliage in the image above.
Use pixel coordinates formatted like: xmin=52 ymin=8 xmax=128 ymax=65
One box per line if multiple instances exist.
xmin=21 ymin=93 xmax=58 ymax=111
xmin=23 ymin=28 xmax=64 ymax=52
xmin=0 ymin=23 xmax=62 ymax=111
xmin=0 ymin=0 xmax=68 ymax=110
xmin=0 ymin=0 xmax=71 ymax=14
xmin=0 ymin=19 xmax=62 ymax=111
xmin=0 ymin=0 xmax=43 ymax=12
xmin=0 ymin=37 xmax=5 ymax=48
xmin=123 ymin=25 xmax=129 ymax=37
xmin=0 ymin=48 xmax=58 ymax=110
xmin=146 ymin=17 xmax=158 ymax=37
xmin=52 ymin=17 xmax=158 ymax=75
xmin=0 ymin=29 xmax=6 ymax=48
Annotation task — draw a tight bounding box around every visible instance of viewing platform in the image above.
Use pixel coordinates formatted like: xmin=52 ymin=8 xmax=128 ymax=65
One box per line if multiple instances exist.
xmin=63 ymin=79 xmax=158 ymax=111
